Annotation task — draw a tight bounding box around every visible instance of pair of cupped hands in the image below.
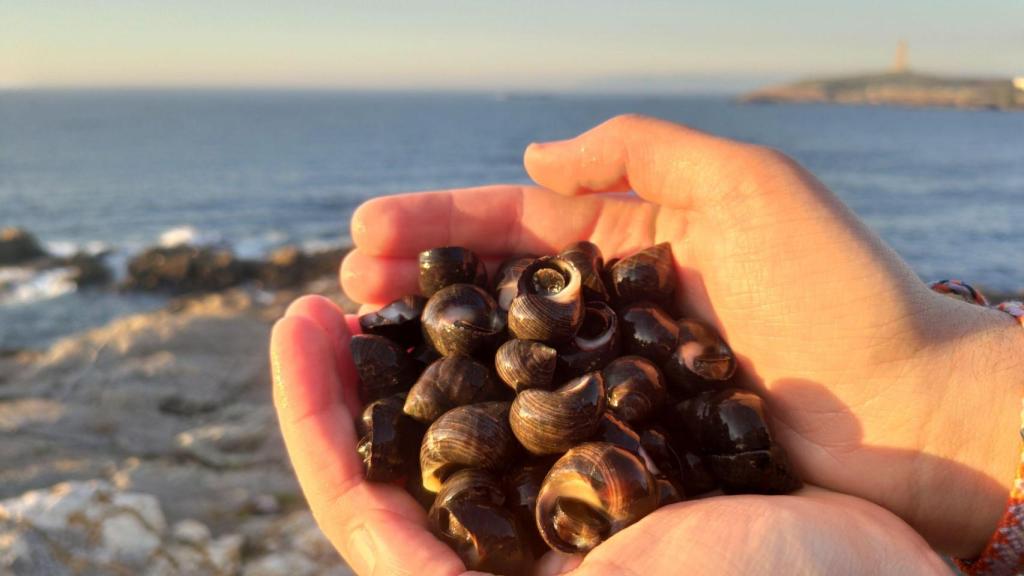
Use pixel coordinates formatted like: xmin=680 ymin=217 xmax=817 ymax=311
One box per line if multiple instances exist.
xmin=270 ymin=115 xmax=1024 ymax=575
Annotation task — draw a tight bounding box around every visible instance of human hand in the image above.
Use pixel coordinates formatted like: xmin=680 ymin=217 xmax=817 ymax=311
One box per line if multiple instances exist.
xmin=341 ymin=115 xmax=1024 ymax=557
xmin=271 ymin=296 xmax=948 ymax=575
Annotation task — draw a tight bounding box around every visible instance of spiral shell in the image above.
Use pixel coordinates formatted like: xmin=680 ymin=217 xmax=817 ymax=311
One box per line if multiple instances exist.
xmin=618 ymin=303 xmax=680 ymax=365
xmin=699 ymin=389 xmax=773 ymax=455
xmin=663 ymin=318 xmax=737 ymax=397
xmin=655 ymin=477 xmax=684 ymax=507
xmin=403 ymin=354 xmax=504 ymax=423
xmin=355 ymin=394 xmax=421 ymax=482
xmin=495 ymin=339 xmax=557 ymax=392
xmin=429 ymin=469 xmax=533 ymax=575
xmin=358 ymin=295 xmax=427 ymax=348
xmin=492 ymin=255 xmax=536 ymax=311
xmin=419 ymin=246 xmax=488 ymax=297
xmin=420 ymin=401 xmax=516 ymax=492
xmin=422 ymin=283 xmax=505 ymax=357
xmin=558 ymin=240 xmax=609 ymax=302
xmin=555 ymin=302 xmax=620 ymax=380
xmin=505 ymin=459 xmax=554 ymax=557
xmin=508 ymin=256 xmax=584 ymax=345
xmin=509 ymin=372 xmax=606 ymax=455
xmin=350 ymin=334 xmax=419 ymax=403
xmin=607 ymin=243 xmax=676 ymax=306
xmin=535 ymin=442 xmax=658 ymax=553
xmin=708 ymin=444 xmax=803 ymax=495
xmin=603 ymin=356 xmax=666 ymax=424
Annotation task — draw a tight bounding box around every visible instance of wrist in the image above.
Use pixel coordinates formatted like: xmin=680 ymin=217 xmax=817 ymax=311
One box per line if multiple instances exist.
xmin=916 ymin=299 xmax=1024 ymax=557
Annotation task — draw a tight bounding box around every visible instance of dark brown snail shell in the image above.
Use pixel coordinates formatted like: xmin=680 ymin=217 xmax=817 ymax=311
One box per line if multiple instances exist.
xmin=409 ymin=340 xmax=442 ymax=370
xmin=708 ymin=444 xmax=803 ymax=494
xmin=536 ymin=442 xmax=659 ymax=553
xmin=405 ymin=460 xmax=437 ymax=511
xmin=358 ymin=295 xmax=427 ymax=348
xmin=429 ymin=469 xmax=533 ymax=575
xmin=699 ymin=389 xmax=773 ymax=455
xmin=637 ymin=426 xmax=685 ymax=482
xmin=592 ymin=412 xmax=642 ymax=455
xmin=420 ymin=401 xmax=516 ymax=492
xmin=350 ymin=334 xmax=419 ymax=403
xmin=655 ymin=476 xmax=684 ymax=507
xmin=603 ymin=356 xmax=666 ymax=424
xmin=432 ymin=467 xmax=506 ymax=510
xmin=618 ymin=303 xmax=680 ymax=365
xmin=494 ymin=339 xmax=557 ymax=392
xmin=492 ymin=255 xmax=536 ymax=311
xmin=510 ymin=372 xmax=606 ymax=455
xmin=403 ymin=354 xmax=504 ymax=424
xmin=663 ymin=318 xmax=737 ymax=397
xmin=356 ymin=394 xmax=421 ymax=482
xmin=558 ymin=240 xmax=609 ymax=302
xmin=555 ymin=301 xmax=620 ymax=380
xmin=419 ymin=246 xmax=488 ymax=298
xmin=673 ymin=442 xmax=718 ymax=496
xmin=422 ymin=283 xmax=505 ymax=357
xmin=504 ymin=460 xmax=555 ymax=558
xmin=507 ymin=256 xmax=584 ymax=345
xmin=607 ymin=243 xmax=676 ymax=306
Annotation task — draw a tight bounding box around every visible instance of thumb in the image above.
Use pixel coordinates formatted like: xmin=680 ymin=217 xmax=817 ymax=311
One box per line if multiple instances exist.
xmin=524 ymin=114 xmax=785 ymax=211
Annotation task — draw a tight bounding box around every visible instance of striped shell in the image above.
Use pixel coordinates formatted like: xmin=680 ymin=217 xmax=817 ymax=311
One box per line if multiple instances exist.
xmin=535 ymin=442 xmax=658 ymax=553
xmin=558 ymin=240 xmax=609 ymax=302
xmin=419 ymin=401 xmax=515 ymax=492
xmin=422 ymin=283 xmax=505 ymax=357
xmin=507 ymin=256 xmax=584 ymax=345
xmin=509 ymin=372 xmax=606 ymax=455
xmin=608 ymin=243 xmax=676 ymax=306
xmin=403 ymin=354 xmax=503 ymax=424
xmin=495 ymin=339 xmax=557 ymax=392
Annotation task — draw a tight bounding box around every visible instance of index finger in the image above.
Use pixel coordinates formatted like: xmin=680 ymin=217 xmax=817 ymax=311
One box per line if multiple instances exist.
xmin=351 ymin=184 xmax=656 ymax=259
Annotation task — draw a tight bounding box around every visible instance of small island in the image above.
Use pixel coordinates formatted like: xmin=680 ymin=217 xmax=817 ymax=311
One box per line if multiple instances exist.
xmin=742 ymin=42 xmax=1024 ymax=111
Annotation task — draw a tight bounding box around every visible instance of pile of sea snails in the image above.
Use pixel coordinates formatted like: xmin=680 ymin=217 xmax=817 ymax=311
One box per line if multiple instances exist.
xmin=352 ymin=242 xmax=801 ymax=574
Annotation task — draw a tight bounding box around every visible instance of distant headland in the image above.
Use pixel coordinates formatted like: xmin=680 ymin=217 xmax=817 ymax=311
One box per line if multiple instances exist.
xmin=741 ymin=42 xmax=1024 ymax=111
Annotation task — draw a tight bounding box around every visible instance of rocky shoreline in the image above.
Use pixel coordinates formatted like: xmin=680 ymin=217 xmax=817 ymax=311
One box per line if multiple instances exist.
xmin=0 ymin=227 xmax=350 ymax=298
xmin=0 ymin=229 xmax=358 ymax=574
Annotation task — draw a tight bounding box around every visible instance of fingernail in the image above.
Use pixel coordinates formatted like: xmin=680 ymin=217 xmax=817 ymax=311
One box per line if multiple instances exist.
xmin=348 ymin=525 xmax=377 ymax=574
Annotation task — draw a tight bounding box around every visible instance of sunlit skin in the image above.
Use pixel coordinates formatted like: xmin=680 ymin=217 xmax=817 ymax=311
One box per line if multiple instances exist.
xmin=271 ymin=115 xmax=1024 ymax=574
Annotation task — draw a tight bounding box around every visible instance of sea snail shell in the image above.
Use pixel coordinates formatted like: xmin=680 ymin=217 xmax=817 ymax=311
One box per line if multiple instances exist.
xmin=508 ymin=256 xmax=584 ymax=345
xmin=535 ymin=442 xmax=658 ymax=553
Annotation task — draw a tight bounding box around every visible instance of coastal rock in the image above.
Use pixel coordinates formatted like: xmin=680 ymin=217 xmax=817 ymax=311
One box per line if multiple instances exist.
xmin=175 ymin=404 xmax=280 ymax=468
xmin=66 ymin=252 xmax=112 ymax=287
xmin=238 ymin=511 xmax=353 ymax=576
xmin=124 ymin=245 xmax=246 ymax=293
xmin=257 ymin=246 xmax=348 ymax=289
xmin=0 ymin=480 xmax=247 ymax=576
xmin=0 ymin=228 xmax=46 ymax=265
xmin=0 ymin=290 xmax=274 ymax=499
xmin=0 ymin=283 xmax=359 ymax=574
xmin=258 ymin=245 xmax=305 ymax=288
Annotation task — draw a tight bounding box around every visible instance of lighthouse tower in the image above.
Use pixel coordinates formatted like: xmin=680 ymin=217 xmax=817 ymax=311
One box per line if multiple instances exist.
xmin=893 ymin=40 xmax=909 ymax=74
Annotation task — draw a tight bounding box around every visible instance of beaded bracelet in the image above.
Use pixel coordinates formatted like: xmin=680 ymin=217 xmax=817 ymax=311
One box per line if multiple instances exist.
xmin=929 ymin=280 xmax=1024 ymax=575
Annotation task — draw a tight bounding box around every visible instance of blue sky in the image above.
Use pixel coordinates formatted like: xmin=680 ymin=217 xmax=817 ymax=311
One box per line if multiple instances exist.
xmin=3 ymin=1 xmax=1021 ymax=90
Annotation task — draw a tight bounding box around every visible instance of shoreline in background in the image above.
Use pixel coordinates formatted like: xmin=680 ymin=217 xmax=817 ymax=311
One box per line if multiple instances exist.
xmin=741 ymin=70 xmax=1024 ymax=111
xmin=0 ymin=226 xmax=351 ymax=351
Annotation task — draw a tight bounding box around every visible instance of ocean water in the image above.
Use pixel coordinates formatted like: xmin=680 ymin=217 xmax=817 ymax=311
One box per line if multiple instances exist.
xmin=1 ymin=90 xmax=1023 ymax=349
